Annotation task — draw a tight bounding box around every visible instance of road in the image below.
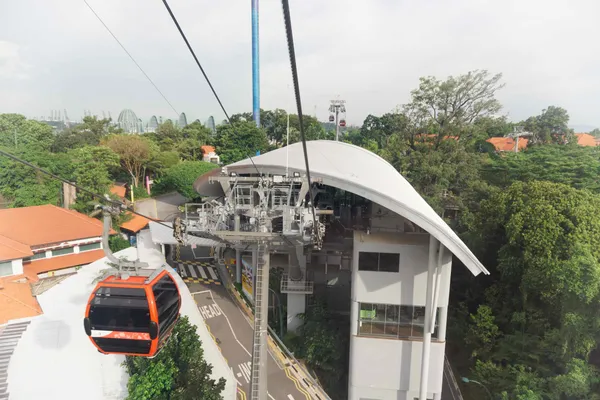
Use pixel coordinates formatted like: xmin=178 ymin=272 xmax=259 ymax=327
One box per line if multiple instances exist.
xmin=188 ymin=282 xmax=310 ymax=400
xmin=134 ymin=192 xmax=188 ymax=221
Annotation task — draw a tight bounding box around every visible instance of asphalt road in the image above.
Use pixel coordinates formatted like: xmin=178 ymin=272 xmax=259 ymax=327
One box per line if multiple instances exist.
xmin=134 ymin=192 xmax=188 ymax=221
xmin=188 ymin=282 xmax=309 ymax=400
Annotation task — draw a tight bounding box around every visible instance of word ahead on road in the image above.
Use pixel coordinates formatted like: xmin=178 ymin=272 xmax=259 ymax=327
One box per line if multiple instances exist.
xmin=199 ymin=304 xmax=223 ymax=320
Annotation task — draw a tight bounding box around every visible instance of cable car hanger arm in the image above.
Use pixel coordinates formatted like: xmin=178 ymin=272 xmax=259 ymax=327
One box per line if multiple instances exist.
xmin=99 ymin=202 xmax=149 ymax=276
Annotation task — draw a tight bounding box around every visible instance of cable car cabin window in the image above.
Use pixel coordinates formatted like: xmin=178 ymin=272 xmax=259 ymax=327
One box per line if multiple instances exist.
xmin=89 ymin=287 xmax=150 ymax=333
xmin=152 ymin=274 xmax=180 ymax=338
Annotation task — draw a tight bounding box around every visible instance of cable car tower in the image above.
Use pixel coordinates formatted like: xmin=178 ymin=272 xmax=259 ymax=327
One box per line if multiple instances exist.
xmin=178 ymin=169 xmax=325 ymax=400
xmin=328 ymin=99 xmax=346 ymax=141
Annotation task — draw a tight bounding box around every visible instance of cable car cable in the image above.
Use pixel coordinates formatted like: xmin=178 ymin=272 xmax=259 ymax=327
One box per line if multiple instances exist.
xmin=83 ymin=0 xmax=179 ymax=117
xmin=160 ymin=0 xmax=263 ymax=177
xmin=280 ymin=0 xmax=318 ymax=238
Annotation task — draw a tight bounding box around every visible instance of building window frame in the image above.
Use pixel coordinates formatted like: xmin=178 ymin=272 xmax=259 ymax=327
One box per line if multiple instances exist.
xmin=358 ymin=251 xmax=400 ymax=273
xmin=0 ymin=261 xmax=13 ymax=277
xmin=358 ymin=302 xmax=440 ymax=340
xmin=79 ymin=242 xmax=101 ymax=252
xmin=52 ymin=247 xmax=75 ymax=257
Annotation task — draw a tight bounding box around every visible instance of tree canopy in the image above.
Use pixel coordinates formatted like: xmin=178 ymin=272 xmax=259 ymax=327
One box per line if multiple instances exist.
xmin=124 ymin=316 xmax=225 ymax=400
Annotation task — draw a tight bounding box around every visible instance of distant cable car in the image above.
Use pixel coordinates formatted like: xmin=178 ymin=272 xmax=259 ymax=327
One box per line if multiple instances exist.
xmin=83 ymin=207 xmax=182 ymax=358
xmin=329 ymin=115 xmax=335 ymax=122
xmin=339 ymin=119 xmax=346 ymax=127
xmin=84 ymin=269 xmax=181 ymax=357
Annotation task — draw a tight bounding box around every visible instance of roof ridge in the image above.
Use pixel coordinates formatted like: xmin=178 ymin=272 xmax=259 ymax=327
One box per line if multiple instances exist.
xmin=0 ymin=233 xmax=32 ymax=255
xmin=53 ymin=205 xmax=103 ymax=227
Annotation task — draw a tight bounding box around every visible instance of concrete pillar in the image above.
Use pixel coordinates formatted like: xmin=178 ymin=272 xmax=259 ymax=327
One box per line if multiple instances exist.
xmin=286 ymin=293 xmax=306 ymax=332
xmin=419 ymin=235 xmax=438 ymax=400
xmin=433 ymin=393 xmax=441 ymax=400
xmin=235 ymin=248 xmax=242 ymax=284
xmin=438 ymin=306 xmax=448 ymax=341
xmin=161 ymin=243 xmax=166 ymax=256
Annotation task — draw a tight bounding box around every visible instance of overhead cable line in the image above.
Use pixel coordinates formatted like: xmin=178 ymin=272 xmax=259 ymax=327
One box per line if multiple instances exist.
xmin=160 ymin=0 xmax=263 ymax=176
xmin=83 ymin=0 xmax=179 ymax=117
xmin=281 ymin=0 xmax=318 ymax=237
xmin=0 ymin=148 xmax=212 ymax=240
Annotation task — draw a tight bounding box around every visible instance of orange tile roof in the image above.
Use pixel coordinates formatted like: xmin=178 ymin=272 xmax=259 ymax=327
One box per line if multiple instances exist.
xmin=23 ymin=249 xmax=105 ymax=275
xmin=120 ymin=212 xmax=150 ymax=233
xmin=201 ymin=145 xmax=216 ymax=154
xmin=575 ymin=133 xmax=597 ymax=147
xmin=0 ymin=274 xmax=42 ymax=324
xmin=487 ymin=137 xmax=529 ymax=152
xmin=0 ymin=234 xmax=33 ymax=261
xmin=110 ymin=185 xmax=127 ymax=199
xmin=0 ymin=205 xmax=105 ymax=248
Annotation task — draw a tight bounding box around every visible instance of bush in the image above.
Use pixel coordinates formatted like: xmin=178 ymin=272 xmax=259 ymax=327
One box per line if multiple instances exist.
xmin=151 ymin=161 xmax=218 ymax=199
xmin=124 ymin=315 xmax=225 ymax=400
xmin=109 ymin=235 xmax=130 ymax=253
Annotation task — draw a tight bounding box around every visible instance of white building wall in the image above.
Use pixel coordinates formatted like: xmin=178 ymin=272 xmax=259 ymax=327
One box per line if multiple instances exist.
xmin=349 ymin=231 xmax=452 ymax=400
xmin=11 ymin=258 xmax=24 ymax=275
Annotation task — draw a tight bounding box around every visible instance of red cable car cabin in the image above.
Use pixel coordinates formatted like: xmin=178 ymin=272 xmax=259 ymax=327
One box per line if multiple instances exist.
xmin=83 ymin=269 xmax=181 ymax=357
xmin=339 ymin=119 xmax=346 ymax=127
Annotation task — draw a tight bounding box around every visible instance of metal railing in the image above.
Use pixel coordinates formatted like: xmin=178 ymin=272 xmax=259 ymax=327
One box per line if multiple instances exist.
xmin=443 ymin=354 xmax=464 ymax=400
xmin=280 ymin=272 xmax=314 ymax=294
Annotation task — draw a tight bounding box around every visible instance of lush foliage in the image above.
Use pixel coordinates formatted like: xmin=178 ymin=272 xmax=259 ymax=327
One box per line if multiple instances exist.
xmin=124 ymin=316 xmax=225 ymax=400
xmin=152 ymin=161 xmax=218 ymax=199
xmin=284 ymin=301 xmax=349 ymax=399
xmin=109 ymin=235 xmax=131 ymax=253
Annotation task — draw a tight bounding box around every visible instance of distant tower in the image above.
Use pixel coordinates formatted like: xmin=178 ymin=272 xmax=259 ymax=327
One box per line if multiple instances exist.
xmin=206 ymin=116 xmax=216 ymax=135
xmin=178 ymin=112 xmax=188 ymax=128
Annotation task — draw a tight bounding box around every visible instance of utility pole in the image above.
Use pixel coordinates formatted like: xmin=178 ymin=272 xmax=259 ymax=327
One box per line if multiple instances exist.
xmin=329 ymin=99 xmax=346 ymax=141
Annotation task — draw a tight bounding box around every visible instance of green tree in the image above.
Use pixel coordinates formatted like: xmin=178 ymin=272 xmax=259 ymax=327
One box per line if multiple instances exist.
xmin=524 ymin=106 xmax=573 ymax=145
xmin=151 ymin=161 xmax=218 ymax=199
xmin=0 ymin=147 xmax=73 ymax=207
xmin=404 ymin=70 xmax=505 ymax=145
xmin=589 ymin=128 xmax=600 ymax=137
xmin=482 ymin=145 xmax=600 ymax=193
xmin=213 ymin=121 xmax=268 ymax=164
xmin=0 ymin=113 xmax=55 ymax=151
xmin=70 ymin=146 xmax=120 ymax=213
xmin=51 ymin=116 xmax=119 ymax=152
xmin=124 ymin=316 xmax=225 ymax=400
xmin=102 ymin=134 xmax=153 ymax=187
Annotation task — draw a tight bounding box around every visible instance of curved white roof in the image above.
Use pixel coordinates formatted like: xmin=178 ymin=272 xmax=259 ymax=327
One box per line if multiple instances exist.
xmin=193 ymin=140 xmax=488 ymax=276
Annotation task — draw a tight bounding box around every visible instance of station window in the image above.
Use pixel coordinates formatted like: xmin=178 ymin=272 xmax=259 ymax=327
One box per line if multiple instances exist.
xmin=358 ymin=302 xmax=439 ymax=340
xmin=358 ymin=252 xmax=400 ymax=272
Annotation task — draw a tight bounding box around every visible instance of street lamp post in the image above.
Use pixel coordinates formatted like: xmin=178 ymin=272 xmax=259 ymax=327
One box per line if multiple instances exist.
xmin=461 ymin=377 xmax=493 ymax=400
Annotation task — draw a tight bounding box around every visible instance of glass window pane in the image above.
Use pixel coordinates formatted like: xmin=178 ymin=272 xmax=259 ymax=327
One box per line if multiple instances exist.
xmin=411 ymin=306 xmax=426 ymax=338
xmin=53 ymin=247 xmax=74 ymax=256
xmin=399 ymin=305 xmax=413 ymax=338
xmin=384 ymin=305 xmax=399 ymax=337
xmin=0 ymin=262 xmax=12 ymax=277
xmin=31 ymin=252 xmax=46 ymax=260
xmin=80 ymin=242 xmax=101 ymax=252
xmin=379 ymin=253 xmax=400 ymax=272
xmin=358 ymin=303 xmax=374 ymax=335
xmin=358 ymin=252 xmax=378 ymax=271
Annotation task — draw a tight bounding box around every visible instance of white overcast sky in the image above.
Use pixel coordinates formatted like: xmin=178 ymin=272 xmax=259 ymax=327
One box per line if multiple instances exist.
xmin=1 ymin=0 xmax=599 ymax=129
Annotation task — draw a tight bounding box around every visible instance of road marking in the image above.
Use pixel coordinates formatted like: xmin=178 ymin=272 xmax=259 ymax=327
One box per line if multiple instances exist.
xmin=190 ymin=290 xmax=211 ymax=295
xmin=201 ymin=291 xmax=252 ymax=357
xmin=198 ymin=290 xmax=300 ymax=400
xmin=288 ymin=396 xmax=295 ymax=400
xmin=208 ymin=267 xmax=219 ymax=280
xmin=199 ymin=304 xmax=223 ymax=320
